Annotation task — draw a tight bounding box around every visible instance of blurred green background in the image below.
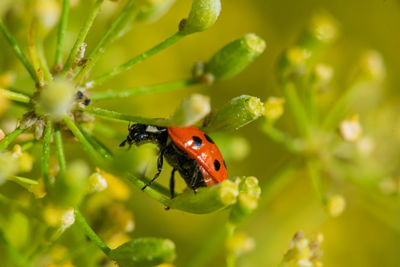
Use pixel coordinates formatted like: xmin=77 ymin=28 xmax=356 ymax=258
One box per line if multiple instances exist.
xmin=2 ymin=0 xmax=400 ymax=266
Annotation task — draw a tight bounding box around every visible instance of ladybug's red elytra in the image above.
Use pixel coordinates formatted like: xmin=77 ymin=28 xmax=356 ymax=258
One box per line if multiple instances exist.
xmin=120 ymin=124 xmax=228 ymax=198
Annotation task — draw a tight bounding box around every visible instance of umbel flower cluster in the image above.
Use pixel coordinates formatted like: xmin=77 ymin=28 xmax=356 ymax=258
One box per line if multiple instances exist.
xmin=0 ymin=0 xmax=267 ymax=266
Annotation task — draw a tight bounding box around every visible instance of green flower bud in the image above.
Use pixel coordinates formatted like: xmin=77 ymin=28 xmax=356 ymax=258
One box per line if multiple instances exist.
xmin=264 ymin=97 xmax=285 ymax=121
xmin=52 ymin=160 xmax=90 ymax=208
xmin=136 ymin=0 xmax=176 ymax=23
xmin=169 ymin=179 xmax=238 ymax=214
xmin=326 ymin=194 xmax=346 ymax=217
xmin=205 ymin=95 xmax=264 ymax=132
xmin=35 ymin=77 xmax=75 ymax=121
xmin=204 ymin=34 xmax=266 ymax=81
xmin=180 ymin=0 xmax=221 ymax=35
xmin=359 ymin=50 xmax=386 ymax=81
xmin=109 ymin=237 xmax=176 ymax=267
xmin=170 ymin=94 xmax=211 ymax=127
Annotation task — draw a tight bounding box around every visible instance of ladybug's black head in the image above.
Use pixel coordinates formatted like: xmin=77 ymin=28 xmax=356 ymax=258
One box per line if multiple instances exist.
xmin=120 ymin=123 xmax=167 ymax=148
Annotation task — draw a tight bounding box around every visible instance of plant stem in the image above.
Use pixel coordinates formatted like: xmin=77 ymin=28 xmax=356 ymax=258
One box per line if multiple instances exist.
xmin=74 ymin=207 xmax=111 ymax=255
xmin=0 ymin=88 xmax=31 ymax=103
xmin=63 ymin=115 xmax=105 ymax=165
xmin=0 ymin=228 xmax=28 ymax=267
xmin=307 ymin=159 xmax=327 ymax=205
xmin=75 ymin=0 xmax=137 ymax=81
xmin=322 ymin=82 xmax=361 ymax=130
xmin=88 ymin=32 xmax=185 ymax=87
xmin=260 ymin=120 xmax=301 ymax=153
xmin=81 ymin=106 xmax=170 ymax=126
xmin=42 ymin=118 xmax=52 ymax=191
xmin=61 ymin=0 xmax=105 ymax=75
xmin=225 ymin=223 xmax=237 ymax=267
xmin=37 ymin=41 xmax=52 ymax=82
xmin=76 ymin=123 xmax=112 ymax=159
xmin=91 ymin=78 xmax=197 ymax=100
xmin=124 ymin=173 xmax=170 ymax=206
xmin=282 ymin=82 xmax=310 ymax=137
xmin=7 ymin=176 xmax=38 ymax=186
xmin=54 ymin=0 xmax=70 ymax=67
xmin=28 ymin=22 xmax=45 ymax=86
xmin=0 ymin=19 xmax=39 ymax=84
xmin=0 ymin=127 xmax=23 ymax=151
xmin=54 ymin=129 xmax=66 ymax=172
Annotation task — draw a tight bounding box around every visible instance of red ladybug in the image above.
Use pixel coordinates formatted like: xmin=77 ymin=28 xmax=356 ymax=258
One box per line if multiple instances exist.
xmin=120 ymin=124 xmax=227 ymax=198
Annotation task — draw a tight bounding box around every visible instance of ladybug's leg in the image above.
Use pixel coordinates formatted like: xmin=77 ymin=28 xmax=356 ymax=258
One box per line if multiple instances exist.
xmin=190 ymin=167 xmax=201 ymax=194
xmin=142 ymin=148 xmax=165 ymax=190
xmin=169 ymin=168 xmax=176 ymax=199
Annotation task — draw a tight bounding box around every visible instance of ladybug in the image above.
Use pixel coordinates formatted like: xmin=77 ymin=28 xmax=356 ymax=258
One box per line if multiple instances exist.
xmin=120 ymin=124 xmax=227 ymax=198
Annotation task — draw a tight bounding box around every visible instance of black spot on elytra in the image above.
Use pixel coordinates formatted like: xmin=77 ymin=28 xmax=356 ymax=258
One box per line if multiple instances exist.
xmin=204 ymin=133 xmax=214 ymax=144
xmin=192 ymin=136 xmax=202 ymax=147
xmin=214 ymin=159 xmax=221 ymax=171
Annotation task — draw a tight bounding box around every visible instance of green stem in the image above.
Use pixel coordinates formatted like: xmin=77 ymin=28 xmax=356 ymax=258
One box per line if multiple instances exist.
xmin=0 ymin=127 xmax=23 ymax=151
xmin=37 ymin=41 xmax=52 ymax=82
xmin=91 ymin=78 xmax=197 ymax=101
xmin=61 ymin=0 xmax=105 ymax=75
xmin=0 ymin=88 xmax=31 ymax=103
xmin=20 ymin=140 xmax=35 ymax=151
xmin=260 ymin=120 xmax=301 ymax=153
xmin=63 ymin=115 xmax=105 ymax=165
xmin=7 ymin=176 xmax=38 ymax=186
xmin=307 ymin=160 xmax=327 ymax=205
xmin=322 ymin=82 xmax=362 ymax=130
xmin=54 ymin=0 xmax=70 ymax=67
xmin=282 ymin=82 xmax=310 ymax=137
xmin=225 ymin=223 xmax=237 ymax=267
xmin=124 ymin=173 xmax=170 ymax=206
xmin=305 ymin=87 xmax=316 ymax=124
xmin=42 ymin=118 xmax=53 ymax=191
xmin=0 ymin=19 xmax=39 ymax=84
xmin=81 ymin=106 xmax=170 ymax=126
xmin=76 ymin=123 xmax=112 ymax=159
xmin=0 ymin=228 xmax=28 ymax=267
xmin=74 ymin=207 xmax=111 ymax=255
xmin=54 ymin=129 xmax=66 ymax=172
xmin=88 ymin=32 xmax=185 ymax=87
xmin=75 ymin=0 xmax=137 ymax=82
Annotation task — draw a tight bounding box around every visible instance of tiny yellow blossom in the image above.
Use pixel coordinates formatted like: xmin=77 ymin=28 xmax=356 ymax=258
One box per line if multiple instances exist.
xmin=264 ymin=97 xmax=285 ymax=121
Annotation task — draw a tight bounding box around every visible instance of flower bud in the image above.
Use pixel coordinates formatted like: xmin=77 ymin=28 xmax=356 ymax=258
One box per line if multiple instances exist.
xmin=87 ymin=169 xmax=108 ymax=193
xmin=205 ymin=95 xmax=264 ymax=132
xmin=204 ymin=34 xmax=266 ymax=81
xmin=180 ymin=0 xmax=221 ymax=35
xmin=211 ymin=134 xmax=250 ymax=161
xmin=299 ymin=11 xmax=338 ymax=48
xmin=11 ymin=145 xmax=34 ymax=173
xmin=136 ymin=0 xmax=175 ymax=23
xmin=311 ymin=64 xmax=333 ymax=92
xmin=264 ymin=97 xmax=285 ymax=121
xmin=359 ymin=50 xmax=386 ymax=81
xmin=326 ymin=195 xmax=346 ymax=217
xmin=226 ymin=232 xmax=255 ymax=257
xmin=170 ymin=94 xmax=211 ymax=127
xmin=35 ymin=77 xmax=75 ymax=121
xmin=109 ymin=238 xmax=176 ymax=267
xmin=339 ymin=114 xmax=362 ymax=142
xmin=0 ymin=151 xmax=18 ymax=184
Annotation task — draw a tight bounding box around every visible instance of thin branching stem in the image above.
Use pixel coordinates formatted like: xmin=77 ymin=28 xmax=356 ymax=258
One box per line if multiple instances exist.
xmin=61 ymin=0 xmax=105 ymax=75
xmin=282 ymin=82 xmax=310 ymax=137
xmin=225 ymin=223 xmax=237 ymax=267
xmin=0 ymin=88 xmax=31 ymax=103
xmin=63 ymin=115 xmax=105 ymax=165
xmin=80 ymin=106 xmax=170 ymax=126
xmin=55 ymin=0 xmax=70 ymax=68
xmin=261 ymin=120 xmax=301 ymax=153
xmin=76 ymin=0 xmax=136 ymax=81
xmin=307 ymin=159 xmax=327 ymax=205
xmin=28 ymin=23 xmax=45 ymax=86
xmin=0 ymin=127 xmax=23 ymax=151
xmin=54 ymin=129 xmax=66 ymax=172
xmin=91 ymin=78 xmax=197 ymax=100
xmin=0 ymin=19 xmax=39 ymax=84
xmin=42 ymin=118 xmax=53 ymax=190
xmin=124 ymin=173 xmax=170 ymax=206
xmin=76 ymin=123 xmax=112 ymax=159
xmin=88 ymin=32 xmax=185 ymax=87
xmin=74 ymin=207 xmax=111 ymax=255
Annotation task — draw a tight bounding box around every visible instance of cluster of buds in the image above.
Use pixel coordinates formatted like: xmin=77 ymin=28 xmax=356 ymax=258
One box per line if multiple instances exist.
xmin=282 ymin=231 xmax=324 ymax=267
